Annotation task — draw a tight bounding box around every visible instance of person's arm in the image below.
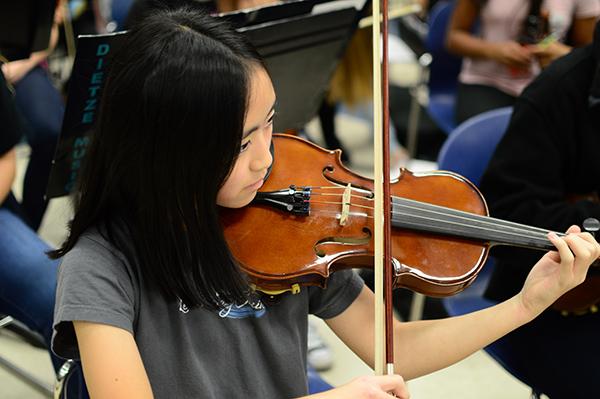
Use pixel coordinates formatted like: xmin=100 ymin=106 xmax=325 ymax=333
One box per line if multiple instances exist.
xmin=298 ymin=375 xmax=408 ymax=398
xmin=74 ymin=321 xmax=154 ymax=399
xmin=0 ymin=148 xmax=16 ymax=204
xmin=1 ymin=7 xmax=60 ymax=84
xmin=481 ymin=97 xmax=600 ymax=231
xmin=326 ymin=228 xmax=599 ymax=380
xmin=446 ymin=0 xmax=532 ymax=68
xmin=216 ymin=0 xmax=279 ymax=13
xmin=530 ymin=16 xmax=597 ymax=68
xmin=75 ymin=319 xmax=410 ymax=399
xmin=569 ymin=16 xmax=597 ymax=47
xmin=529 ymin=40 xmax=571 ymax=68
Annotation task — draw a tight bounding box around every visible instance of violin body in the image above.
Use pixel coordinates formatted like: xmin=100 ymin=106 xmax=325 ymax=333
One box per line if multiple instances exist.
xmin=220 ymin=134 xmax=489 ymax=297
xmin=220 ymin=134 xmax=600 ymax=313
xmin=552 ymin=278 xmax=600 ymax=314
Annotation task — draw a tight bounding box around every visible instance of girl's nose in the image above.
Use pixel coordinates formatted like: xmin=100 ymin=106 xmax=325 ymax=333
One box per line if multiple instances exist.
xmin=250 ymin=129 xmax=273 ymax=172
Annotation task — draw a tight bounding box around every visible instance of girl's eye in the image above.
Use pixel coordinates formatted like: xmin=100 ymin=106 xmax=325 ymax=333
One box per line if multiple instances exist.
xmin=240 ymin=140 xmax=251 ymax=153
xmin=240 ymin=112 xmax=275 ymax=154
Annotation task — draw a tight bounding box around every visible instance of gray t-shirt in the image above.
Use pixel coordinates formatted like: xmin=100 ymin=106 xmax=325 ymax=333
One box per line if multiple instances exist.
xmin=52 ymin=231 xmax=364 ymax=398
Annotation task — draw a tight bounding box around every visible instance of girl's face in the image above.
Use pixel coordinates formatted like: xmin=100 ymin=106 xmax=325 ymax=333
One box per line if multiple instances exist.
xmin=217 ymin=66 xmax=276 ymax=208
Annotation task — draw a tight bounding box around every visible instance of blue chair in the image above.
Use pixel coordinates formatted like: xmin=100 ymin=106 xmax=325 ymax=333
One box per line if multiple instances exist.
xmin=307 ymin=366 xmax=333 ymax=394
xmin=406 ymin=1 xmax=462 ymax=156
xmin=437 ymin=106 xmax=512 ymax=185
xmin=437 ymin=107 xmax=543 ymax=399
xmin=111 ymin=0 xmax=135 ymax=30
xmin=425 ymin=1 xmax=462 ymax=134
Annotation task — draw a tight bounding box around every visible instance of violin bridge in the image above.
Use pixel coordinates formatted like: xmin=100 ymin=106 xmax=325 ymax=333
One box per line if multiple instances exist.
xmin=339 ymin=183 xmax=352 ymax=226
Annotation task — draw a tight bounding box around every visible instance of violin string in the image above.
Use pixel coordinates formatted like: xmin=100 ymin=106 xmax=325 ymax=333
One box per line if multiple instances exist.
xmin=309 ymin=200 xmax=374 ymax=211
xmin=390 ymin=211 xmax=554 ymax=248
xmin=307 ymin=200 xmax=348 ymax=207
xmin=308 ymin=185 xmax=552 ymax=236
xmin=311 ymin=185 xmax=372 ymax=193
xmin=391 ymin=197 xmax=557 ymax=238
xmin=310 ymin=196 xmax=551 ymax=237
xmin=307 ymin=197 xmax=555 ymax=246
xmin=392 ymin=196 xmax=555 ymax=235
xmin=308 ymin=185 xmax=374 ymax=200
xmin=308 ymin=184 xmax=549 ymax=232
xmin=306 ymin=209 xmax=553 ymax=250
xmin=307 ymin=199 xmax=553 ymax=248
xmin=307 ymin=186 xmax=374 ymax=207
xmin=310 ymin=208 xmax=372 ymax=219
xmin=295 ymin=185 xmax=557 ymax=244
xmin=390 ymin=199 xmax=554 ymax=240
xmin=390 ymin=208 xmax=554 ymax=247
xmin=310 ymin=192 xmax=374 ymax=202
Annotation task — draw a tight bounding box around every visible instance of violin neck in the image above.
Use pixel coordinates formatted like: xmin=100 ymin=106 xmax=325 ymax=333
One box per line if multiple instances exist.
xmin=390 ymin=196 xmax=557 ymax=252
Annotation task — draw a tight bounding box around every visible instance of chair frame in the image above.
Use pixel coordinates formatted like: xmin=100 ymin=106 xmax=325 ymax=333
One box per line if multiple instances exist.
xmin=0 ymin=315 xmax=54 ymax=398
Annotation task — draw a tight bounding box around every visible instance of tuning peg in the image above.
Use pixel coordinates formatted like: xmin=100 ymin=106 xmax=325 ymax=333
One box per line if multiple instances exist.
xmin=582 ymin=218 xmax=600 ymax=237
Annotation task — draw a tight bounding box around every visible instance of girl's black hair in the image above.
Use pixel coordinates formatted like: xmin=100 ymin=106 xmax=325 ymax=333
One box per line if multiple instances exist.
xmin=49 ymin=7 xmax=264 ymax=310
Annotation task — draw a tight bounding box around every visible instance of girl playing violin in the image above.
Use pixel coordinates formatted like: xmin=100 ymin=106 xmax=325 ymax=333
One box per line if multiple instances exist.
xmin=50 ymin=7 xmax=600 ymax=399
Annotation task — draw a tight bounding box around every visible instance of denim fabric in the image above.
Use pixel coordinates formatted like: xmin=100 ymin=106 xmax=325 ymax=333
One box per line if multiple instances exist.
xmin=13 ymin=66 xmax=64 ymax=230
xmin=0 ymin=208 xmax=87 ymax=398
xmin=0 ymin=208 xmax=57 ymax=348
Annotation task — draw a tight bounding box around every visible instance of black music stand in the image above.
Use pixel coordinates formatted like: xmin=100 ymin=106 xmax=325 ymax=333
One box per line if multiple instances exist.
xmin=46 ymin=1 xmax=362 ymax=198
xmin=241 ymin=8 xmax=360 ymax=132
xmin=0 ymin=0 xmax=55 ymax=61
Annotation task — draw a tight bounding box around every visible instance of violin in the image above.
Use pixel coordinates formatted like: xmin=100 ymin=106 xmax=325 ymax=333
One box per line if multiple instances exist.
xmin=220 ymin=133 xmax=600 ymax=313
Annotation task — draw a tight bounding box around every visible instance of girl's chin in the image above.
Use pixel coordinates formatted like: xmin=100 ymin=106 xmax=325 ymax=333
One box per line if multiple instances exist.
xmin=219 ymin=192 xmax=257 ymax=209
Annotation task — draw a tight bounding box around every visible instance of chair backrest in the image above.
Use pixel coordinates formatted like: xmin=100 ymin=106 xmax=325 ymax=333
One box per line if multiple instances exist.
xmin=111 ymin=0 xmax=135 ymax=29
xmin=437 ymin=106 xmax=512 ymax=294
xmin=307 ymin=366 xmax=333 ymax=393
xmin=437 ymin=106 xmax=513 ymax=185
xmin=437 ymin=106 xmax=542 ymax=398
xmin=426 ymin=1 xmax=462 ymax=93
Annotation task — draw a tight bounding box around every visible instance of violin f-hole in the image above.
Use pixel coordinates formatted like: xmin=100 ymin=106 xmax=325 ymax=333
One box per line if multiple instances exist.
xmin=314 ymin=227 xmax=372 ymax=258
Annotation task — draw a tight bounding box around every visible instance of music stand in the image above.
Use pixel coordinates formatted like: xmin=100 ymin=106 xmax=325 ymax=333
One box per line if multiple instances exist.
xmin=240 ymin=7 xmax=360 ymax=132
xmin=46 ymin=1 xmax=360 ymax=198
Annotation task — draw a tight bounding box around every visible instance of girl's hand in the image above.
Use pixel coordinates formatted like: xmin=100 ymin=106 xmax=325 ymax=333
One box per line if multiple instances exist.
xmin=306 ymin=374 xmax=410 ymax=399
xmin=0 ymin=8 xmax=59 ymax=85
xmin=517 ymin=225 xmax=600 ymax=318
xmin=529 ymin=41 xmax=571 ymax=68
xmin=216 ymin=0 xmax=279 ymax=12
xmin=1 ymin=60 xmax=34 ymax=85
xmin=489 ymin=41 xmax=533 ymax=68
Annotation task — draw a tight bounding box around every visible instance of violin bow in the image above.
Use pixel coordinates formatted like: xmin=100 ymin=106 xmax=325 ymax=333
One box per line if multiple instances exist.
xmin=371 ymin=0 xmax=395 ymax=376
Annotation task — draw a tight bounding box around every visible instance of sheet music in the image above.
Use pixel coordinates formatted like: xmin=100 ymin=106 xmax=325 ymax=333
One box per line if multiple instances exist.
xmin=311 ymin=0 xmax=368 ymax=15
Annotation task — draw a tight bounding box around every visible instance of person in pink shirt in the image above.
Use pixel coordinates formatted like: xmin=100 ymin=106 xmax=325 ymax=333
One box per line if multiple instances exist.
xmin=446 ymin=0 xmax=599 ymax=124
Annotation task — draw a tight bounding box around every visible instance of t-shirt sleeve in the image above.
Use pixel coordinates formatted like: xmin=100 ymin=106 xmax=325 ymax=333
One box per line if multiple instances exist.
xmin=0 ymin=72 xmax=23 ymax=155
xmin=52 ymin=235 xmax=137 ymax=360
xmin=308 ymin=269 xmax=364 ymax=319
xmin=574 ymin=0 xmax=600 ymax=18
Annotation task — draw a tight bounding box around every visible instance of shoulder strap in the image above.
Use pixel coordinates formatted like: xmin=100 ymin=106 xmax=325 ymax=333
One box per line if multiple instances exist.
xmin=528 ymin=0 xmax=544 ymax=18
xmin=589 ymin=23 xmax=600 ymax=108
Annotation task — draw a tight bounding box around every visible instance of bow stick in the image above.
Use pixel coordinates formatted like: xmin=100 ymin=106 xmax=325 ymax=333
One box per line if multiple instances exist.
xmin=371 ymin=0 xmax=394 ymax=376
